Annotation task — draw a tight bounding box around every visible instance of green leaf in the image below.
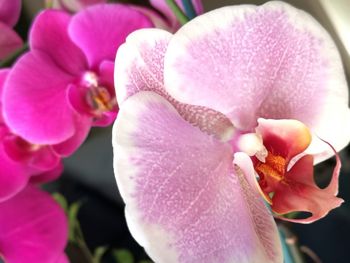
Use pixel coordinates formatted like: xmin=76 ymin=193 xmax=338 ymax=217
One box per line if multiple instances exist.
xmin=165 ymin=0 xmax=189 ymax=25
xmin=112 ymin=249 xmax=134 ymax=263
xmin=68 ymin=202 xmax=82 ymax=242
xmin=52 ymin=192 xmax=68 ymax=211
xmin=93 ymin=246 xmax=108 ymax=263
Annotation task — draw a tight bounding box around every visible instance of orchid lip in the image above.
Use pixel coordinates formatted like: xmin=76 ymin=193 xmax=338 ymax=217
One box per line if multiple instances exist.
xmin=80 ymin=71 xmax=116 ymax=115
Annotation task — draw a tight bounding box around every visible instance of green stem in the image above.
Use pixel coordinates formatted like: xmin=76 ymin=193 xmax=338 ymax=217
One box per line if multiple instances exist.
xmin=76 ymin=238 xmax=94 ymax=263
xmin=165 ymin=0 xmax=190 ymax=25
xmin=279 ymin=224 xmax=306 ymax=263
xmin=0 ymin=43 xmax=28 ymax=68
xmin=75 ymin=221 xmax=96 ymax=263
xmin=181 ymin=0 xmax=196 ymax=19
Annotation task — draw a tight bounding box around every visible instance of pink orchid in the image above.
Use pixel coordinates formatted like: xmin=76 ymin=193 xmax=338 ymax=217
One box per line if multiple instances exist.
xmin=0 ymin=0 xmax=23 ymax=60
xmin=0 ymin=185 xmax=68 ymax=263
xmin=112 ymin=2 xmax=350 ymax=263
xmin=3 ymin=4 xmax=154 ymax=155
xmin=0 ymin=69 xmax=63 ymax=201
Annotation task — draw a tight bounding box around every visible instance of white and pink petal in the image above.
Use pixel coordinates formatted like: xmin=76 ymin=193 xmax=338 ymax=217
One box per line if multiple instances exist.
xmin=115 ymin=29 xmax=234 ymax=140
xmin=164 ymin=2 xmax=350 ymax=156
xmin=113 ymin=91 xmax=282 ymax=263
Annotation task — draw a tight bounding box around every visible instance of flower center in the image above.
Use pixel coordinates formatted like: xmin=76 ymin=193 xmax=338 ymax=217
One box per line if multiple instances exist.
xmin=14 ymin=136 xmax=41 ymax=153
xmin=81 ymin=71 xmax=115 ymax=114
xmin=255 ymin=152 xmax=286 ymax=182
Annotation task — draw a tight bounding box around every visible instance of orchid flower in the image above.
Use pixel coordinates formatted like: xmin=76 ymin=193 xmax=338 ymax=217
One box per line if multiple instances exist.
xmin=0 ymin=69 xmax=63 ymax=201
xmin=2 ymin=4 xmax=154 ymax=156
xmin=112 ymin=2 xmax=350 ymax=263
xmin=0 ymin=0 xmax=23 ymax=60
xmin=0 ymin=185 xmax=68 ymax=263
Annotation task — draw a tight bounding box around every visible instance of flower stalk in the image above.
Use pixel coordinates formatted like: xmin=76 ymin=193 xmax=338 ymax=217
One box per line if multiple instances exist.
xmin=181 ymin=0 xmax=196 ymax=19
xmin=279 ymin=224 xmax=306 ymax=263
xmin=165 ymin=0 xmax=189 ymax=25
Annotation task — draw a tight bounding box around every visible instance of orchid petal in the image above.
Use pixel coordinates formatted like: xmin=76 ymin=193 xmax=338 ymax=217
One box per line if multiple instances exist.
xmin=253 ymin=119 xmax=343 ymax=223
xmin=52 ymin=114 xmax=91 ymax=157
xmin=0 ymin=141 xmax=31 ymax=202
xmin=164 ymin=2 xmax=350 ymax=154
xmin=115 ymin=29 xmax=172 ymax=105
xmin=30 ymin=10 xmax=87 ymax=75
xmin=99 ymin=60 xmax=115 ymax=95
xmin=30 ymin=161 xmax=64 ymax=184
xmin=0 ymin=22 xmax=22 ymax=60
xmin=273 ymin=154 xmax=343 ymax=224
xmin=2 ymin=136 xmax=60 ymax=170
xmin=256 ymin=118 xmax=312 ymax=160
xmin=67 ymin=84 xmax=92 ymax=116
xmin=69 ymin=4 xmax=153 ymax=68
xmin=0 ymin=0 xmax=21 ymax=26
xmin=0 ymin=186 xmax=68 ymax=263
xmin=115 ymin=29 xmax=234 ymax=140
xmin=113 ymin=91 xmax=282 ymax=263
xmin=54 ymin=253 xmax=70 ymax=263
xmin=3 ymin=50 xmax=76 ymax=144
xmin=0 ymin=69 xmax=9 ymax=90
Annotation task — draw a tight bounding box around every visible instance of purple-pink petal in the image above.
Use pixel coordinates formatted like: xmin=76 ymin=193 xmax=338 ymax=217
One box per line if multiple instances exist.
xmin=68 ymin=4 xmax=153 ymax=69
xmin=0 ymin=186 xmax=68 ymax=263
xmin=164 ymin=2 xmax=350 ymax=153
xmin=52 ymin=114 xmax=92 ymax=157
xmin=0 ymin=22 xmax=22 ymax=60
xmin=3 ymin=50 xmax=76 ymax=145
xmin=30 ymin=10 xmax=87 ymax=75
xmin=0 ymin=68 xmax=9 ymax=97
xmin=2 ymin=135 xmax=60 ymax=170
xmin=67 ymin=84 xmax=93 ymax=116
xmin=98 ymin=60 xmax=115 ymax=95
xmin=115 ymin=29 xmax=234 ymax=140
xmin=113 ymin=91 xmax=282 ymax=263
xmin=0 ymin=0 xmax=21 ymax=26
xmin=54 ymin=253 xmax=70 ymax=263
xmin=30 ymin=161 xmax=64 ymax=184
xmin=0 ymin=139 xmax=31 ymax=202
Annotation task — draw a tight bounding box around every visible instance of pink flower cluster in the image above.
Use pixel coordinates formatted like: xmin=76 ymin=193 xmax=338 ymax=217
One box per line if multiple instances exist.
xmin=0 ymin=0 xmax=203 ymax=262
xmin=2 ymin=0 xmax=349 ymax=262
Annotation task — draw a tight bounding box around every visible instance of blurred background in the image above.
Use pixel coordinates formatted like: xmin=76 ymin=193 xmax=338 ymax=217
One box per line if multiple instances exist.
xmin=16 ymin=0 xmax=350 ymax=262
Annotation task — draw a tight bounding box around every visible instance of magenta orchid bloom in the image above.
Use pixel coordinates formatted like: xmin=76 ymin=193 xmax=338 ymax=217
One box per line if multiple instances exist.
xmin=3 ymin=4 xmax=154 ymax=156
xmin=113 ymin=2 xmax=350 ymax=263
xmin=0 ymin=185 xmax=68 ymax=263
xmin=0 ymin=69 xmax=63 ymax=201
xmin=0 ymin=0 xmax=23 ymax=60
